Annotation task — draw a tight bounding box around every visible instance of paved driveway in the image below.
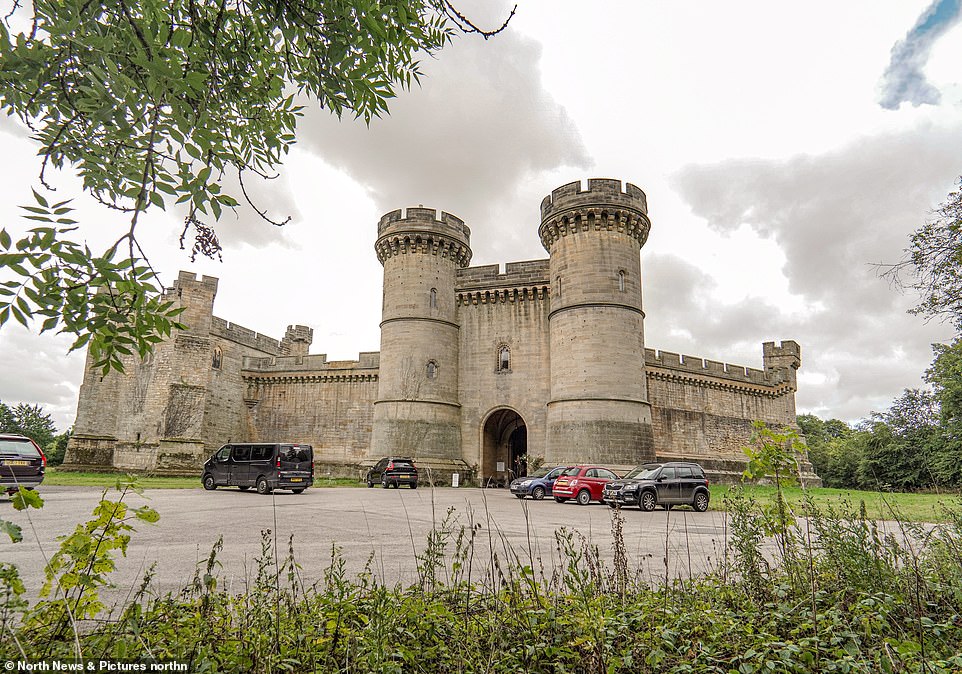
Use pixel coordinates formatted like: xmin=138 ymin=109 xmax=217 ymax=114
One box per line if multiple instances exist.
xmin=2 ymin=485 xmax=734 ymax=604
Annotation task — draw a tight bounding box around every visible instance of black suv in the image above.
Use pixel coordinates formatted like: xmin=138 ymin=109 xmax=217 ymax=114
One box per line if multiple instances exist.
xmin=1 ymin=433 xmax=47 ymax=496
xmin=603 ymin=462 xmax=710 ymax=512
xmin=366 ymin=457 xmax=418 ymax=489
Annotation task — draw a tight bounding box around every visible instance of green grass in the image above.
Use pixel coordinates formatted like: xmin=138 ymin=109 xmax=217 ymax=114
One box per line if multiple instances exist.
xmin=710 ymin=483 xmax=962 ymax=522
xmin=44 ymin=469 xmax=201 ymax=489
xmin=42 ymin=471 xmax=962 ymax=520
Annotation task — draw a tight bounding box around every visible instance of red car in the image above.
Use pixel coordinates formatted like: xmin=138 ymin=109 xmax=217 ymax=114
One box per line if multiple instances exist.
xmin=552 ymin=465 xmax=620 ymax=505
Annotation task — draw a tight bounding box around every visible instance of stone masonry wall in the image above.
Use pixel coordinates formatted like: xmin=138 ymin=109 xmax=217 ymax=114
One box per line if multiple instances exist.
xmin=243 ymin=353 xmax=380 ymax=470
xmin=455 ymin=262 xmax=552 ymax=472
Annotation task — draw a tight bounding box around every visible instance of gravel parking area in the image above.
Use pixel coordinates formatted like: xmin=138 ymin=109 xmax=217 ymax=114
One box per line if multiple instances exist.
xmin=2 ymin=485 xmax=735 ymax=604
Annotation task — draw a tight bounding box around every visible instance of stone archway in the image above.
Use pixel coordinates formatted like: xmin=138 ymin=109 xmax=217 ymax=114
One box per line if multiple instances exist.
xmin=481 ymin=408 xmax=527 ymax=487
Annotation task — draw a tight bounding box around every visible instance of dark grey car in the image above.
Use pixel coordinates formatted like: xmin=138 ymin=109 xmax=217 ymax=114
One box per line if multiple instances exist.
xmin=0 ymin=434 xmax=47 ymax=495
xmin=602 ymin=462 xmax=710 ymax=512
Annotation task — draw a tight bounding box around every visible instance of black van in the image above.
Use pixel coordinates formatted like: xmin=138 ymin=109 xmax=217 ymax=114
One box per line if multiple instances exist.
xmin=202 ymin=443 xmax=313 ymax=495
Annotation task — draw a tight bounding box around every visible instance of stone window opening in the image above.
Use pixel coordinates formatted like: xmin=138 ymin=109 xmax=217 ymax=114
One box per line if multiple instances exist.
xmin=212 ymin=347 xmax=223 ymax=370
xmin=426 ymin=360 xmax=439 ymax=380
xmin=555 ymin=275 xmax=561 ymax=298
xmin=498 ymin=345 xmax=511 ymax=372
xmin=430 ymin=287 xmax=438 ymax=309
xmin=618 ymin=270 xmax=626 ymax=292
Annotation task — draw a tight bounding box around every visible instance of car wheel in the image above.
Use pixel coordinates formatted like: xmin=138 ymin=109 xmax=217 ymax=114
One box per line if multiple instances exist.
xmin=532 ymin=486 xmax=546 ymax=501
xmin=238 ymin=486 xmax=249 ymax=491
xmin=256 ymin=477 xmax=271 ymax=495
xmin=202 ymin=474 xmax=216 ymax=491
xmin=693 ymin=491 xmax=710 ymax=512
xmin=367 ymin=480 xmax=374 ymax=488
xmin=640 ymin=491 xmax=656 ymax=512
xmin=382 ymin=477 xmax=389 ymax=489
xmin=576 ymin=489 xmax=592 ymax=506
xmin=554 ymin=496 xmax=568 ymax=503
xmin=292 ymin=488 xmax=305 ymax=494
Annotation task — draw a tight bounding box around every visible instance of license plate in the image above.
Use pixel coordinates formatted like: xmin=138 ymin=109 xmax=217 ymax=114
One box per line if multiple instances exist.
xmin=2 ymin=460 xmax=28 ymax=466
xmin=397 ymin=474 xmax=409 ymax=479
xmin=290 ymin=478 xmax=302 ymax=482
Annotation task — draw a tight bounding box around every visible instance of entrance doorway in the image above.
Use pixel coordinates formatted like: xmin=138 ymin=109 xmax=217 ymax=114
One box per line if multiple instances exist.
xmin=481 ymin=409 xmax=527 ymax=487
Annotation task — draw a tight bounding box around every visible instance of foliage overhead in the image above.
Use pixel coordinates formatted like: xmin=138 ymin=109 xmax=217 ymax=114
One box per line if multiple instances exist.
xmin=0 ymin=0 xmax=512 ymax=373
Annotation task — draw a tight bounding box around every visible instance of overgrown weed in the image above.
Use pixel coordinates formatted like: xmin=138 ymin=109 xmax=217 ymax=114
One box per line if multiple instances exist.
xmin=2 ymin=485 xmax=962 ymax=672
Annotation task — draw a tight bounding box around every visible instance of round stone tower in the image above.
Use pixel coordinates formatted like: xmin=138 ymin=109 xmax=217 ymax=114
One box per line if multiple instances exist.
xmin=539 ymin=179 xmax=655 ymax=466
xmin=370 ymin=207 xmax=472 ymax=463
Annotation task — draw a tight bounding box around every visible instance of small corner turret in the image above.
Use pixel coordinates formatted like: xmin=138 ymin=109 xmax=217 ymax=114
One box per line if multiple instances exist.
xmin=282 ymin=325 xmax=314 ymax=357
xmin=763 ymin=340 xmax=801 ymax=388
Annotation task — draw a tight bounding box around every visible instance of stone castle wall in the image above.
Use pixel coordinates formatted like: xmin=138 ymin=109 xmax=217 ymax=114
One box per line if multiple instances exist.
xmin=242 ymin=353 xmax=379 ymax=473
xmin=455 ymin=261 xmax=552 ymax=477
xmin=64 ymin=181 xmax=816 ymax=485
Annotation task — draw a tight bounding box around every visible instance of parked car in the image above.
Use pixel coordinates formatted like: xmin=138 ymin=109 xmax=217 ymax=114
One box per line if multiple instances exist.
xmin=202 ymin=443 xmax=314 ymax=494
xmin=366 ymin=457 xmax=418 ymax=489
xmin=0 ymin=433 xmax=47 ymax=496
xmin=602 ymin=461 xmax=710 ymax=512
xmin=509 ymin=465 xmax=570 ymax=500
xmin=552 ymin=465 xmax=619 ymax=505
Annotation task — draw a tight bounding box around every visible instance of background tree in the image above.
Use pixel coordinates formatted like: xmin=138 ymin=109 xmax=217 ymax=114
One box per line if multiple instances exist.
xmin=0 ymin=400 xmax=58 ymax=451
xmin=0 ymin=0 xmax=512 ymax=373
xmin=881 ymin=177 xmax=962 ymax=330
xmin=925 ymin=336 xmax=962 ymax=484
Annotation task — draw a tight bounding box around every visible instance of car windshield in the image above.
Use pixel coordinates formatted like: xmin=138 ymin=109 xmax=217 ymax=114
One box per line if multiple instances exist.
xmin=527 ymin=467 xmax=554 ymax=479
xmin=623 ymin=466 xmax=660 ymax=480
xmin=561 ymin=467 xmax=582 ymax=477
xmin=0 ymin=439 xmax=39 ymax=458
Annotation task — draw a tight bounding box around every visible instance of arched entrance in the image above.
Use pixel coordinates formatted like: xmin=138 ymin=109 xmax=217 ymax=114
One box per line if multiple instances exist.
xmin=481 ymin=408 xmax=527 ymax=486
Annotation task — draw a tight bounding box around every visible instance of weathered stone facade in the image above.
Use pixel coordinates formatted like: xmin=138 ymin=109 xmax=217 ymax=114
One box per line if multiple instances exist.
xmin=64 ymin=179 xmax=818 ymax=484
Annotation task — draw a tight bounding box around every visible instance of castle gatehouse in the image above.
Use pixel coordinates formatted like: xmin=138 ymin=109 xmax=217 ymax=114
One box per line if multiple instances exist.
xmin=63 ymin=179 xmax=818 ymax=484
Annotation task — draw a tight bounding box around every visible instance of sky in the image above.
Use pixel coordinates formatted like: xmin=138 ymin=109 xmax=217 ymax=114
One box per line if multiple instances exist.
xmin=1 ymin=0 xmax=961 ymax=432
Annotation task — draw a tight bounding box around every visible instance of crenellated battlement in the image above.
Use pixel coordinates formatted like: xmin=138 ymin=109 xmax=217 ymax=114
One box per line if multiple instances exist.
xmin=210 ymin=316 xmax=285 ymax=355
xmin=172 ymin=270 xmax=219 ymax=290
xmin=377 ymin=207 xmax=471 ymax=240
xmin=539 ymin=179 xmax=651 ymax=251
xmin=375 ymin=206 xmax=472 ymax=268
xmin=242 ymin=351 xmax=380 ymax=373
xmin=456 ymin=259 xmax=550 ymax=289
xmin=540 ymin=179 xmax=648 ymax=220
xmin=644 ymin=343 xmax=799 ymax=393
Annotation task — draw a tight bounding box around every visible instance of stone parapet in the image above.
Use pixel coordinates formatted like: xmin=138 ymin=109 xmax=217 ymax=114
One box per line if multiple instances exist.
xmin=645 ymin=347 xmax=795 ymax=394
xmin=375 ymin=207 xmax=472 ymax=267
xmin=242 ymin=351 xmax=380 ymax=373
xmin=539 ymin=179 xmax=651 ymax=251
xmin=211 ymin=316 xmax=285 ymax=356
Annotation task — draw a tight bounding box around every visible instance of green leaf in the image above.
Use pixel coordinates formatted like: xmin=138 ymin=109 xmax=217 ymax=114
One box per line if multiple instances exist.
xmin=0 ymin=519 xmax=23 ymax=543
xmin=12 ymin=487 xmax=44 ymax=511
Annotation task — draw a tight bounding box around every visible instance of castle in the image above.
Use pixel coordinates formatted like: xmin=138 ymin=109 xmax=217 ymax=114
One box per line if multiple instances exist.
xmin=64 ymin=179 xmax=818 ymax=484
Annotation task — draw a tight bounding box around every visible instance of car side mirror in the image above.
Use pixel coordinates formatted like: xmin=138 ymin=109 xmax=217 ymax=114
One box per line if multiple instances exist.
xmin=656 ymin=476 xmax=665 ymax=482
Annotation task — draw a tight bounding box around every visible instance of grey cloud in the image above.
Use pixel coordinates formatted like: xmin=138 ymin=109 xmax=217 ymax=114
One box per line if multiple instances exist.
xmin=293 ymin=27 xmax=590 ymax=260
xmin=667 ymin=126 xmax=961 ymax=421
xmin=878 ymin=0 xmax=962 ymax=109
xmin=672 ymin=127 xmax=962 ymax=309
xmin=0 ymin=327 xmax=84 ymax=431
